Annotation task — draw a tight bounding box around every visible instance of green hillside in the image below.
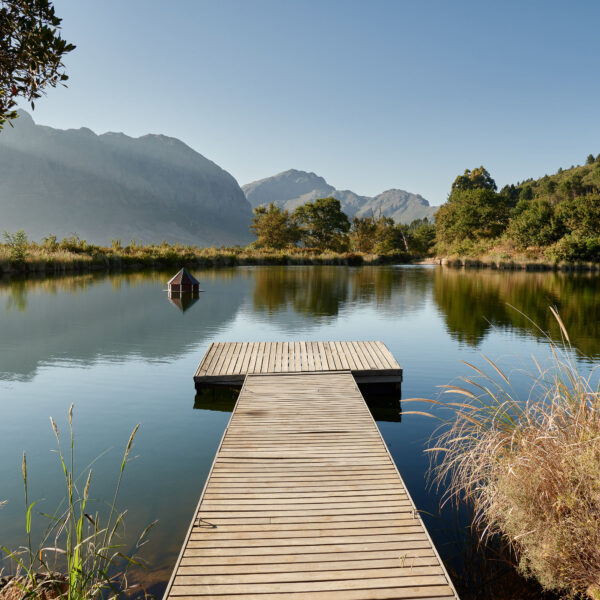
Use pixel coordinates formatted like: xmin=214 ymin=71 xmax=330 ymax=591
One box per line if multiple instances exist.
xmin=435 ymin=155 xmax=600 ymax=262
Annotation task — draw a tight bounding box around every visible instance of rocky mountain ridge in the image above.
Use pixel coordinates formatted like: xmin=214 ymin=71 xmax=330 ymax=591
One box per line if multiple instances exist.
xmin=242 ymin=169 xmax=437 ymax=223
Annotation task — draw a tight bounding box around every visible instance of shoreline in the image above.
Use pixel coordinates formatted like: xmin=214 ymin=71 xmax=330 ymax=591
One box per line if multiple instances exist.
xmin=0 ymin=250 xmax=413 ymax=277
xmin=435 ymin=257 xmax=600 ymax=272
xmin=3 ymin=250 xmax=600 ymax=279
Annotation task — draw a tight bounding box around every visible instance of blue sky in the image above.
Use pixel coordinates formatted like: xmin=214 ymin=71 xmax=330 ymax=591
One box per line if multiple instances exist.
xmin=21 ymin=0 xmax=600 ymax=205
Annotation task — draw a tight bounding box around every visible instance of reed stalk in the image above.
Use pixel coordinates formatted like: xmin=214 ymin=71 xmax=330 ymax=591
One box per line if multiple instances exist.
xmin=409 ymin=308 xmax=600 ymax=598
xmin=1 ymin=406 xmax=155 ymax=600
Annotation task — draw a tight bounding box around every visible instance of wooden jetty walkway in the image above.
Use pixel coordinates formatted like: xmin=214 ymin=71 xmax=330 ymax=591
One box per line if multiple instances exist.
xmin=165 ymin=344 xmax=458 ymax=600
xmin=194 ymin=341 xmax=403 ymax=388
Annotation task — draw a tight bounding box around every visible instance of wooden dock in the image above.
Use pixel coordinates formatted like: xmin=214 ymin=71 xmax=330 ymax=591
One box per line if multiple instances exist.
xmin=165 ymin=364 xmax=458 ymax=599
xmin=194 ymin=341 xmax=403 ymax=388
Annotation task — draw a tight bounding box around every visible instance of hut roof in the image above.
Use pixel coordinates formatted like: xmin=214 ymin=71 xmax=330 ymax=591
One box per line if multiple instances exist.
xmin=168 ymin=268 xmax=200 ymax=286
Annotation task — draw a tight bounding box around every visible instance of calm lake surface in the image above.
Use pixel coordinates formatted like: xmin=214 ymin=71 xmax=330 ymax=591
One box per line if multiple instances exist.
xmin=1 ymin=265 xmax=599 ymax=599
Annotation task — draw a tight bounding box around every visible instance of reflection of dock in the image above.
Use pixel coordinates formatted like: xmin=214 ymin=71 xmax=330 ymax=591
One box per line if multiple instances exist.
xmin=164 ymin=342 xmax=458 ymax=600
xmin=193 ymin=341 xmax=403 ymax=388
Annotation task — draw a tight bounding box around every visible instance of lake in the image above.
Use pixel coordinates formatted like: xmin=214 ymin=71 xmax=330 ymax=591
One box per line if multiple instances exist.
xmin=1 ymin=265 xmax=598 ymax=599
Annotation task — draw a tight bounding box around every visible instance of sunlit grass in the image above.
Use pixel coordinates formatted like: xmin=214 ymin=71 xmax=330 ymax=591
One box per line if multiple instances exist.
xmin=0 ymin=237 xmax=410 ymax=273
xmin=410 ymin=308 xmax=600 ymax=599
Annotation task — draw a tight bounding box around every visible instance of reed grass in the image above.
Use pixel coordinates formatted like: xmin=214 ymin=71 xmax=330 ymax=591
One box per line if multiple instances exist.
xmin=0 ymin=235 xmax=411 ymax=275
xmin=1 ymin=406 xmax=155 ymax=600
xmin=411 ymin=308 xmax=600 ymax=598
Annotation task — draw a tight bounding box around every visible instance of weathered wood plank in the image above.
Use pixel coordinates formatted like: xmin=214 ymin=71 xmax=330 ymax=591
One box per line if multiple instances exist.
xmin=165 ymin=371 xmax=456 ymax=600
xmin=194 ymin=341 xmax=402 ymax=386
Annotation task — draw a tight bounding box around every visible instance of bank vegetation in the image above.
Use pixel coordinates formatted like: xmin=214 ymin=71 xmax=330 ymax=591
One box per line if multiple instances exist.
xmin=424 ymin=310 xmax=600 ymax=599
xmin=1 ymin=197 xmax=435 ymax=274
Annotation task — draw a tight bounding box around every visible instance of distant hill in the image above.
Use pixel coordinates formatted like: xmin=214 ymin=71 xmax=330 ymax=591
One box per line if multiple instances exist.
xmin=0 ymin=111 xmax=253 ymax=246
xmin=242 ymin=169 xmax=436 ymax=223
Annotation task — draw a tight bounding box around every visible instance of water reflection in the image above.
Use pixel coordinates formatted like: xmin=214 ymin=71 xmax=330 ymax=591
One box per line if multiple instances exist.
xmin=251 ymin=266 xmax=429 ymax=319
xmin=432 ymin=268 xmax=600 ymax=357
xmin=2 ymin=265 xmax=598 ymax=600
xmin=2 ymin=266 xmax=600 ymax=383
xmin=194 ymin=387 xmax=238 ymax=412
xmin=0 ymin=271 xmax=250 ymax=381
xmin=167 ymin=291 xmax=200 ymax=312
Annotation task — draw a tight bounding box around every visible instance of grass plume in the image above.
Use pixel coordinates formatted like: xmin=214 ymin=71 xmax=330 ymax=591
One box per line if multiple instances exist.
xmin=420 ymin=309 xmax=600 ymax=599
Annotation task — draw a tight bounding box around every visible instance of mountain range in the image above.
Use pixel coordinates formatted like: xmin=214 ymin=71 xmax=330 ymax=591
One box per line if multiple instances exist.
xmin=0 ymin=111 xmax=253 ymax=246
xmin=0 ymin=114 xmax=435 ymax=247
xmin=242 ymin=169 xmax=437 ymax=223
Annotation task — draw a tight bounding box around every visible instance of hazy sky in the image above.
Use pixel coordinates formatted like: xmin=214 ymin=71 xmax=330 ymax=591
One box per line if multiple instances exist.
xmin=20 ymin=0 xmax=600 ymax=205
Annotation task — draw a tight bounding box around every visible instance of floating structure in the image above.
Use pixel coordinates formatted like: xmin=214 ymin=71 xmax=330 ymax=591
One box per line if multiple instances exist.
xmin=163 ymin=342 xmax=458 ymax=600
xmin=194 ymin=341 xmax=403 ymax=389
xmin=167 ymin=268 xmax=200 ymax=294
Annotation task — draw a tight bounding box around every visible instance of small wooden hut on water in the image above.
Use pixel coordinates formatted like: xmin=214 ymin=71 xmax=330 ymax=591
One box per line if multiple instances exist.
xmin=167 ymin=268 xmax=200 ymax=293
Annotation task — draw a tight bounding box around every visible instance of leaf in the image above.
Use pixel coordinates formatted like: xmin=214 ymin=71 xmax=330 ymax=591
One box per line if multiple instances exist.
xmin=26 ymin=500 xmax=38 ymax=534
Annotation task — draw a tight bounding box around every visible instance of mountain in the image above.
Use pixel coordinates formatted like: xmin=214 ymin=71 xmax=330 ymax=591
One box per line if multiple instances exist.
xmin=242 ymin=169 xmax=437 ymax=223
xmin=355 ymin=189 xmax=437 ymax=223
xmin=0 ymin=111 xmax=253 ymax=246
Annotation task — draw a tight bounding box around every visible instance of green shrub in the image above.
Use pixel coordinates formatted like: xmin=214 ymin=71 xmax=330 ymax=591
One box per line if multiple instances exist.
xmin=3 ymin=229 xmax=28 ymax=263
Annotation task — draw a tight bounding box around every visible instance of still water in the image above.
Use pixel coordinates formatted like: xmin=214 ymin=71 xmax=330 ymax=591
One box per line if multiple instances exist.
xmin=1 ymin=265 xmax=599 ymax=598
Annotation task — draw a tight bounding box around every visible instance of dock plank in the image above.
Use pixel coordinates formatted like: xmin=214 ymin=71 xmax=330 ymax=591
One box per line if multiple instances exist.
xmin=165 ymin=372 xmax=456 ymax=600
xmin=195 ymin=341 xmax=401 ymax=386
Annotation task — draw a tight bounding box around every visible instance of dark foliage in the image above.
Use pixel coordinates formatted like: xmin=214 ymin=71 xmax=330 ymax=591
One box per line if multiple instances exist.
xmin=0 ymin=0 xmax=75 ymax=128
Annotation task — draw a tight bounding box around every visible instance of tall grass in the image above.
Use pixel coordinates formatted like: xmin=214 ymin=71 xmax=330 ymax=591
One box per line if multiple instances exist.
xmin=0 ymin=233 xmax=412 ymax=275
xmin=417 ymin=308 xmax=600 ymax=599
xmin=1 ymin=406 xmax=155 ymax=600
xmin=418 ymin=310 xmax=600 ymax=600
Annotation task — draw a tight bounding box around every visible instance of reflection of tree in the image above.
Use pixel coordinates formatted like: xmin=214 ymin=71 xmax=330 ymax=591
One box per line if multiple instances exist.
xmin=5 ymin=280 xmax=27 ymax=312
xmin=251 ymin=266 xmax=435 ymax=319
xmin=349 ymin=267 xmax=396 ymax=305
xmin=432 ymin=270 xmax=508 ymax=345
xmin=252 ymin=267 xmax=349 ymax=317
xmin=433 ymin=268 xmax=600 ymax=356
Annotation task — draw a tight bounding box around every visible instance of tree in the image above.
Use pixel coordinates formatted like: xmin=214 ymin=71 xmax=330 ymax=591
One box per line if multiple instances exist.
xmin=586 ymin=154 xmax=595 ymax=165
xmin=0 ymin=0 xmax=75 ymax=128
xmin=435 ymin=187 xmax=510 ymax=246
xmin=508 ymin=199 xmax=563 ymax=247
xmin=519 ymin=185 xmax=534 ymax=201
xmin=451 ymin=166 xmax=497 ymax=192
xmin=250 ymin=203 xmax=300 ymax=249
xmin=3 ymin=229 xmax=28 ymax=262
xmin=556 ymin=194 xmax=600 ymax=238
xmin=406 ymin=218 xmax=436 ymax=255
xmin=372 ymin=216 xmax=406 ymax=254
xmin=350 ymin=216 xmax=378 ymax=253
xmin=293 ymin=197 xmax=350 ymax=251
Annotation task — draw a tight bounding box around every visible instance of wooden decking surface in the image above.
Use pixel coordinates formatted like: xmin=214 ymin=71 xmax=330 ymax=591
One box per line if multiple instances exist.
xmin=194 ymin=341 xmax=403 ymax=386
xmin=165 ymin=372 xmax=457 ymax=600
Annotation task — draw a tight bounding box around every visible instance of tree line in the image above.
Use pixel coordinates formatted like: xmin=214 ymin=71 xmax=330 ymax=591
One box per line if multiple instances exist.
xmin=435 ymin=155 xmax=600 ymax=261
xmin=250 ymin=197 xmax=435 ymax=256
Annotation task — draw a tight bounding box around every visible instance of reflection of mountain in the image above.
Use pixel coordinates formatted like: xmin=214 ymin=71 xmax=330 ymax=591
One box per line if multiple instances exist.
xmin=0 ymin=267 xmax=434 ymax=381
xmin=3 ymin=266 xmax=599 ymax=382
xmin=0 ymin=271 xmax=251 ymax=381
xmin=432 ymin=268 xmax=600 ymax=356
